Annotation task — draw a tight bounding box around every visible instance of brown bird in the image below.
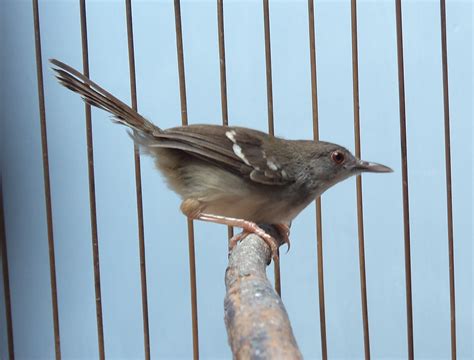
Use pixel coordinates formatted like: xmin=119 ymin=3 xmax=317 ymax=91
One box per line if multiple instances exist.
xmin=51 ymin=59 xmax=392 ymax=262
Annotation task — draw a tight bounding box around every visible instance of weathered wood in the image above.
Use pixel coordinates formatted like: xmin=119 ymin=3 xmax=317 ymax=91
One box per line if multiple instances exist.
xmin=224 ymin=231 xmax=302 ymax=359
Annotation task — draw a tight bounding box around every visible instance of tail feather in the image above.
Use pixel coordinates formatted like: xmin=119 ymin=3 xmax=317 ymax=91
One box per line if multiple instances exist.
xmin=50 ymin=59 xmax=161 ymax=136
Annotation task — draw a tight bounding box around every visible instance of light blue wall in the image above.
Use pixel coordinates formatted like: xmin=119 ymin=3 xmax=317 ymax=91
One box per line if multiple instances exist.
xmin=0 ymin=0 xmax=472 ymax=359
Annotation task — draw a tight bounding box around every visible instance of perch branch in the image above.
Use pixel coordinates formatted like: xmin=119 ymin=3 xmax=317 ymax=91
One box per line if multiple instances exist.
xmin=224 ymin=229 xmax=302 ymax=359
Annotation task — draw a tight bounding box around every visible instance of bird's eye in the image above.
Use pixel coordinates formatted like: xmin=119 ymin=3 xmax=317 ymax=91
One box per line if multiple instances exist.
xmin=331 ymin=151 xmax=345 ymax=165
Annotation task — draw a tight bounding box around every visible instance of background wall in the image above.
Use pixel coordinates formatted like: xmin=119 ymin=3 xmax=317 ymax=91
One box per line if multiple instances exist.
xmin=0 ymin=0 xmax=472 ymax=359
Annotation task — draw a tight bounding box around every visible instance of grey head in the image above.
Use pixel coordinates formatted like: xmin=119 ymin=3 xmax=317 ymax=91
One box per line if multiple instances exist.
xmin=293 ymin=140 xmax=393 ymax=196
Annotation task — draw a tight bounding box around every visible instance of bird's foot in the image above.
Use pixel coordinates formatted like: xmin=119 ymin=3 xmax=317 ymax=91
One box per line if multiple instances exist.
xmin=180 ymin=199 xmax=283 ymax=263
xmin=229 ymin=225 xmax=280 ymax=263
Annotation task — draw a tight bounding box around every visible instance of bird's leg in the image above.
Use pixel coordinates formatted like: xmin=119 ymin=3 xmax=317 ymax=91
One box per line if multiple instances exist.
xmin=226 ymin=230 xmax=249 ymax=250
xmin=199 ymin=213 xmax=280 ymax=262
xmin=180 ymin=199 xmax=280 ymax=262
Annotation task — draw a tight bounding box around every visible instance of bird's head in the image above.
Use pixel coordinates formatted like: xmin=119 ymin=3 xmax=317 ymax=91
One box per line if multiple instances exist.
xmin=304 ymin=141 xmax=393 ymax=193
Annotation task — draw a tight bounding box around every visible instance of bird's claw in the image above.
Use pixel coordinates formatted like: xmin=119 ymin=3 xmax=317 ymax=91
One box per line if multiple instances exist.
xmin=228 ymin=225 xmax=286 ymax=264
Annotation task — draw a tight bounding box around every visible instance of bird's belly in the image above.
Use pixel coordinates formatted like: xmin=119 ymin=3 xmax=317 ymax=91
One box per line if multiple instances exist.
xmin=155 ymin=155 xmax=313 ymax=225
xmin=202 ymin=193 xmax=310 ymax=225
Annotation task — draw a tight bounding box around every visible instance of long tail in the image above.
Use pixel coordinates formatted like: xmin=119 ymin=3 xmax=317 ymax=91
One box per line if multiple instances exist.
xmin=50 ymin=59 xmax=161 ymax=136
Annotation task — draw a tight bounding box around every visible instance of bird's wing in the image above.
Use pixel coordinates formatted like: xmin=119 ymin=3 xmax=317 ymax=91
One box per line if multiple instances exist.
xmin=50 ymin=60 xmax=292 ymax=186
xmin=140 ymin=124 xmax=294 ymax=186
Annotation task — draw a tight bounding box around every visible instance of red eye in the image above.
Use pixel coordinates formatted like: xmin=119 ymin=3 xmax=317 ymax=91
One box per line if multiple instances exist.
xmin=331 ymin=151 xmax=345 ymax=164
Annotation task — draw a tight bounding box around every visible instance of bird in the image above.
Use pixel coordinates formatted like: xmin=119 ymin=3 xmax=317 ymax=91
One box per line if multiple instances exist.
xmin=50 ymin=59 xmax=392 ymax=262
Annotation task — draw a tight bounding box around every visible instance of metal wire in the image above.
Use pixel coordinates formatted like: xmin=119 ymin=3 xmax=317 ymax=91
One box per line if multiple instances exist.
xmin=32 ymin=0 xmax=62 ymax=357
xmin=439 ymin=1 xmax=457 ymax=358
xmin=350 ymin=1 xmax=371 ymax=358
xmin=216 ymin=0 xmax=234 ymax=241
xmin=0 ymin=180 xmax=14 ymax=359
xmin=307 ymin=0 xmax=327 ymax=358
xmin=78 ymin=1 xmax=105 ymax=358
xmin=124 ymin=1 xmax=151 ymax=358
xmin=394 ymin=1 xmax=414 ymax=358
xmin=173 ymin=0 xmax=200 ymax=358
xmin=262 ymin=0 xmax=282 ymax=297
xmin=262 ymin=0 xmax=275 ymax=137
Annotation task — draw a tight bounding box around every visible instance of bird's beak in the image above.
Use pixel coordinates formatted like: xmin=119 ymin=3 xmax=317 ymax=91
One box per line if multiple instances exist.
xmin=355 ymin=159 xmax=393 ymax=173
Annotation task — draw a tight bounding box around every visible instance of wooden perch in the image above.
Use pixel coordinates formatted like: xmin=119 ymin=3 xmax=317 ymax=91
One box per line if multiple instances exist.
xmin=224 ymin=230 xmax=302 ymax=359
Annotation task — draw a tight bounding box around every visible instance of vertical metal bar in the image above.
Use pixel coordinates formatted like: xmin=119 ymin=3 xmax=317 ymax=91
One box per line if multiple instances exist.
xmin=307 ymin=1 xmax=327 ymax=358
xmin=124 ymin=1 xmax=151 ymax=358
xmin=394 ymin=1 xmax=414 ymax=358
xmin=31 ymin=1 xmax=62 ymax=357
xmin=78 ymin=1 xmax=105 ymax=358
xmin=217 ymin=0 xmax=228 ymax=126
xmin=262 ymin=0 xmax=281 ymax=297
xmin=174 ymin=0 xmax=188 ymax=123
xmin=0 ymin=180 xmax=15 ymax=359
xmin=350 ymin=1 xmax=371 ymax=358
xmin=439 ymin=1 xmax=457 ymax=358
xmin=262 ymin=0 xmax=274 ymax=136
xmin=216 ymin=0 xmax=234 ymax=240
xmin=173 ymin=1 xmax=199 ymax=358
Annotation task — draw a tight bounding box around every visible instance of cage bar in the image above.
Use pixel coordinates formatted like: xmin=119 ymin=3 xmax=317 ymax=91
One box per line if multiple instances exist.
xmin=0 ymin=181 xmax=14 ymax=359
xmin=350 ymin=1 xmax=371 ymax=358
xmin=307 ymin=0 xmax=328 ymax=358
xmin=32 ymin=0 xmax=62 ymax=357
xmin=261 ymin=0 xmax=282 ymax=297
xmin=173 ymin=1 xmax=200 ymax=358
xmin=78 ymin=1 xmax=105 ymax=358
xmin=439 ymin=1 xmax=457 ymax=358
xmin=216 ymin=0 xmax=234 ymax=240
xmin=394 ymin=1 xmax=414 ymax=358
xmin=124 ymin=1 xmax=151 ymax=358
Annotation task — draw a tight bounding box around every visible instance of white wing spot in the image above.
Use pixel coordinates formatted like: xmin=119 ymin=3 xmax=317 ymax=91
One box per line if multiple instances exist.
xmin=267 ymin=159 xmax=279 ymax=171
xmin=225 ymin=130 xmax=237 ymax=143
xmin=232 ymin=144 xmax=251 ymax=166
